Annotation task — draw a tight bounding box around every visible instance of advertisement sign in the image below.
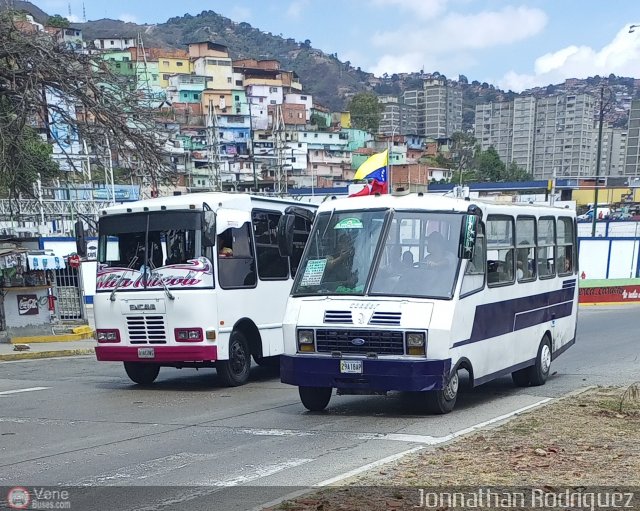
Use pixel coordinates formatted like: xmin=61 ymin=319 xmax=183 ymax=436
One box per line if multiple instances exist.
xmin=17 ymin=295 xmax=39 ymax=315
xmin=579 ymin=285 xmax=640 ymax=304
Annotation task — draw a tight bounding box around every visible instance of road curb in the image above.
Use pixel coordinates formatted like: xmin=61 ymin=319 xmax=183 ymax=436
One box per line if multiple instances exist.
xmin=0 ymin=348 xmax=95 ymax=362
xmin=10 ymin=327 xmax=95 ymax=344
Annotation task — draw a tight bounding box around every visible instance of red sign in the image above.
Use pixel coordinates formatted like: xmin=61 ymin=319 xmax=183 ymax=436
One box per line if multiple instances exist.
xmin=68 ymin=255 xmax=81 ymax=268
xmin=17 ymin=295 xmax=39 ymax=315
xmin=579 ymin=285 xmax=640 ymax=304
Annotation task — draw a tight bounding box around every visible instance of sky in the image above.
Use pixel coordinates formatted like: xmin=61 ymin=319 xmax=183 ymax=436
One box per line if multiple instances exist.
xmin=34 ymin=0 xmax=640 ymax=92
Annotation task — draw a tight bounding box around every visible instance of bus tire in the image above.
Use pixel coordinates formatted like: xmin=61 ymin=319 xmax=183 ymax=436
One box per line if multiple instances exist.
xmin=511 ymin=368 xmax=531 ymax=387
xmin=217 ymin=331 xmax=251 ymax=387
xmin=528 ymin=335 xmax=552 ymax=386
xmin=425 ymin=370 xmax=459 ymax=414
xmin=299 ymin=386 xmax=332 ymax=412
xmin=124 ymin=362 xmax=160 ymax=385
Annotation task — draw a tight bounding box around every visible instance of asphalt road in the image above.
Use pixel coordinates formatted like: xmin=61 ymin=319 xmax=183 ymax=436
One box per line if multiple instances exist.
xmin=0 ymin=305 xmax=638 ymax=511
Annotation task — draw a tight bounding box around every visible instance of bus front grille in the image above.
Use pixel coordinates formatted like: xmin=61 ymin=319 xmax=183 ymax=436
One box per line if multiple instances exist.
xmin=126 ymin=315 xmax=167 ymax=344
xmin=315 ymin=329 xmax=404 ymax=355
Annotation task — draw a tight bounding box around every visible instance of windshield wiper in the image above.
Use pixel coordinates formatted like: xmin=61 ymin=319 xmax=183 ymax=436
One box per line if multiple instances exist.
xmin=148 ymin=260 xmax=175 ymax=301
xmin=109 ymin=256 xmax=139 ymax=302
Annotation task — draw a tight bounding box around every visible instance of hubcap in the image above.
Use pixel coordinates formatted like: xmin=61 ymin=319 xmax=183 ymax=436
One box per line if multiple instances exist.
xmin=230 ymin=341 xmax=247 ymax=374
xmin=443 ymin=371 xmax=459 ymax=401
xmin=541 ymin=344 xmax=551 ymax=374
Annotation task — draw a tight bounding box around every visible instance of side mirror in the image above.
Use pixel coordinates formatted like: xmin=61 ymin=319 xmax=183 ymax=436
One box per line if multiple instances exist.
xmin=458 ymin=214 xmax=478 ymax=260
xmin=75 ymin=220 xmax=87 ymax=258
xmin=277 ymin=214 xmax=296 ymax=257
xmin=202 ymin=210 xmax=217 ymax=247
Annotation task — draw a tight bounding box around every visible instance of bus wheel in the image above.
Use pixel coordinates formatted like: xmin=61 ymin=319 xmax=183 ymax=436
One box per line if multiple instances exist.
xmin=124 ymin=362 xmax=160 ymax=385
xmin=425 ymin=370 xmax=459 ymax=414
xmin=217 ymin=331 xmax=251 ymax=387
xmin=299 ymin=386 xmax=332 ymax=412
xmin=511 ymin=368 xmax=531 ymax=387
xmin=528 ymin=335 xmax=552 ymax=386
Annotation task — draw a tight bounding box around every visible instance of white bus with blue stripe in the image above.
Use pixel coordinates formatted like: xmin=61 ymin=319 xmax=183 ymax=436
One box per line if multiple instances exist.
xmin=278 ymin=193 xmax=578 ymax=413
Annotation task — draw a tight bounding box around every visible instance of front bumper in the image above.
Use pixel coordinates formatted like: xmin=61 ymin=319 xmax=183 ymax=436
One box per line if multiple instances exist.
xmin=280 ymin=354 xmax=451 ymax=392
xmin=95 ymin=345 xmax=218 ymax=363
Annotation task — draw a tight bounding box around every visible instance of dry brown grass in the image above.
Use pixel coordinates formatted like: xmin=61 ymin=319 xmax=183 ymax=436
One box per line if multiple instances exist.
xmin=269 ymin=387 xmax=640 ymax=510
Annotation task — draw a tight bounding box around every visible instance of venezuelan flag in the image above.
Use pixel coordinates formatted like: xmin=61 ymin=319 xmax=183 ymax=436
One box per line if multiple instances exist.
xmin=352 ymin=150 xmax=389 ymax=195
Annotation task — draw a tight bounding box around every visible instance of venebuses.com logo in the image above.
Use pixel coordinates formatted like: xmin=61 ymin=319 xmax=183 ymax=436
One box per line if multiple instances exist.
xmin=7 ymin=487 xmax=30 ymax=510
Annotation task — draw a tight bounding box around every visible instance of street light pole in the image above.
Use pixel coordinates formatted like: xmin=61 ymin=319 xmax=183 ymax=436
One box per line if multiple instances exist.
xmin=388 ymin=125 xmax=398 ymax=193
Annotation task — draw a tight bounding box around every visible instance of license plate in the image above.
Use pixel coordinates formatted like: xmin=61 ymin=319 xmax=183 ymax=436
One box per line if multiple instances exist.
xmin=340 ymin=360 xmax=362 ymax=374
xmin=138 ymin=348 xmax=155 ymax=359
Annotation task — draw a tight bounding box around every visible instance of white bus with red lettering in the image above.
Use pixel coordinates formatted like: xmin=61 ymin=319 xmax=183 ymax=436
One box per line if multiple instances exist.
xmin=93 ymin=193 xmax=316 ymax=386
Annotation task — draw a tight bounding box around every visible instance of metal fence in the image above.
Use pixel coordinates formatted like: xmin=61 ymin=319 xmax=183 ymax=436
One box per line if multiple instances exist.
xmin=53 ymin=263 xmax=84 ymax=321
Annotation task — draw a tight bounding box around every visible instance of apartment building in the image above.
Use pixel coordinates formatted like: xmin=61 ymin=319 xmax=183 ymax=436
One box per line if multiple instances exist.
xmin=475 ymin=101 xmax=514 ymax=164
xmin=378 ymin=96 xmax=418 ymax=136
xmin=533 ymin=94 xmax=595 ymax=178
xmin=595 ymin=124 xmax=628 ymax=176
xmin=624 ymin=99 xmax=640 ymax=176
xmin=403 ymin=78 xmax=462 ymax=139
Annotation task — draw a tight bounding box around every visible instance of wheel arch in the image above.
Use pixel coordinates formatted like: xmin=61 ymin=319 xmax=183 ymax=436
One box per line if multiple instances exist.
xmin=452 ymin=357 xmax=475 ymax=387
xmin=232 ymin=318 xmax=263 ymax=358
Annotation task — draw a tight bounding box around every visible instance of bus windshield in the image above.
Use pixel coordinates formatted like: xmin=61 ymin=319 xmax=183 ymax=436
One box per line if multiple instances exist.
xmin=292 ymin=210 xmax=387 ymax=295
xmin=98 ymin=211 xmax=200 ymax=271
xmin=292 ymin=209 xmax=463 ymax=299
xmin=370 ymin=211 xmax=462 ymax=299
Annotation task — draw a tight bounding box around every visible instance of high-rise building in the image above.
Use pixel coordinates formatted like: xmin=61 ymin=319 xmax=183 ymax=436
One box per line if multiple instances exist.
xmin=403 ymin=78 xmax=462 ymax=139
xmin=624 ymin=99 xmax=640 ymax=176
xmin=424 ymin=78 xmax=462 ymax=139
xmin=378 ymin=96 xmax=417 ymax=135
xmin=533 ymin=94 xmax=595 ymax=179
xmin=595 ymin=124 xmax=628 ymax=177
xmin=474 ymin=94 xmax=596 ymax=178
xmin=475 ymin=101 xmax=514 ymax=164
xmin=511 ymin=97 xmax=536 ymax=172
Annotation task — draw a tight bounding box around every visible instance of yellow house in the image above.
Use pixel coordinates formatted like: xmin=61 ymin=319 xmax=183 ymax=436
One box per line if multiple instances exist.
xmin=340 ymin=111 xmax=351 ymax=129
xmin=158 ymin=56 xmax=193 ymax=88
xmin=189 ymin=42 xmax=234 ymax=91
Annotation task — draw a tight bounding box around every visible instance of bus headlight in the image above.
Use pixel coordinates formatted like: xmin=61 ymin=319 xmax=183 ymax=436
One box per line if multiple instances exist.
xmin=96 ymin=329 xmax=120 ymax=343
xmin=406 ymin=331 xmax=426 ymax=356
xmin=297 ymin=329 xmax=315 ymax=353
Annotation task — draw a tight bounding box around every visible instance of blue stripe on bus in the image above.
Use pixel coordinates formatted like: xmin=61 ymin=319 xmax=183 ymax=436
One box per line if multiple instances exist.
xmin=452 ymin=286 xmax=576 ymax=348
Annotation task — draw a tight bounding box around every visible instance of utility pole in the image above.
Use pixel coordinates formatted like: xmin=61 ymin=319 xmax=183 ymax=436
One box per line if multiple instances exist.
xmin=247 ymin=95 xmax=258 ymax=192
xmin=105 ymin=136 xmax=116 ymax=205
xmin=272 ymin=105 xmax=286 ymax=195
xmin=591 ymin=85 xmax=605 ymax=238
xmin=206 ymin=99 xmax=222 ymax=191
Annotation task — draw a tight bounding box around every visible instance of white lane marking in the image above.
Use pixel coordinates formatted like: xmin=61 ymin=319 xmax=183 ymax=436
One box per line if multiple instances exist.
xmin=197 ymin=458 xmax=314 ymax=486
xmin=316 ymin=397 xmax=552 ymax=487
xmin=238 ymin=428 xmax=314 ymax=437
xmin=0 ymin=387 xmax=50 ymax=396
xmin=71 ymin=453 xmax=218 ymax=486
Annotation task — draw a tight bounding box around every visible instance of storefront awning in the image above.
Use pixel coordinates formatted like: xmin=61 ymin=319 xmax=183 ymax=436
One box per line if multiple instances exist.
xmin=27 ymin=254 xmax=66 ymax=270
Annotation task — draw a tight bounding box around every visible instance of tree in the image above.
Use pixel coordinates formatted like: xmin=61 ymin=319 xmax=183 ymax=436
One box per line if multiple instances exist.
xmin=503 ymin=161 xmax=532 ymax=182
xmin=47 ymin=15 xmax=70 ymax=28
xmin=348 ymin=92 xmax=381 ymax=133
xmin=449 ymin=132 xmax=478 ymax=184
xmin=0 ymin=11 xmax=171 ymax=206
xmin=476 ymin=146 xmax=505 ymax=181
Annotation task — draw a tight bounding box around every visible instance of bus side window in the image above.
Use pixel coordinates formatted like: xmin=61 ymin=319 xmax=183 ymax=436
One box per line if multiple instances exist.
xmin=252 ymin=210 xmax=289 ymax=280
xmin=516 ymin=216 xmax=536 ymax=282
xmin=557 ymin=217 xmax=574 ymax=275
xmin=460 ymin=223 xmax=485 ymax=297
xmin=218 ymin=223 xmax=257 ymax=289
xmin=486 ymin=215 xmax=515 ymax=287
xmin=290 ymin=215 xmax=312 ymax=278
xmin=537 ymin=217 xmax=556 ymax=279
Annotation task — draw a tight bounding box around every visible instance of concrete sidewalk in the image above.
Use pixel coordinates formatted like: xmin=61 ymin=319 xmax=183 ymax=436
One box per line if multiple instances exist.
xmin=0 ymin=340 xmax=95 ymax=361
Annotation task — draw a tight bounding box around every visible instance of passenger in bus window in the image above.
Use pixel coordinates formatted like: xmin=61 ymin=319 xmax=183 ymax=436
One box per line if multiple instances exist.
xmin=218 ymin=234 xmax=233 ymax=257
xmin=424 ymin=232 xmax=456 ymax=269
